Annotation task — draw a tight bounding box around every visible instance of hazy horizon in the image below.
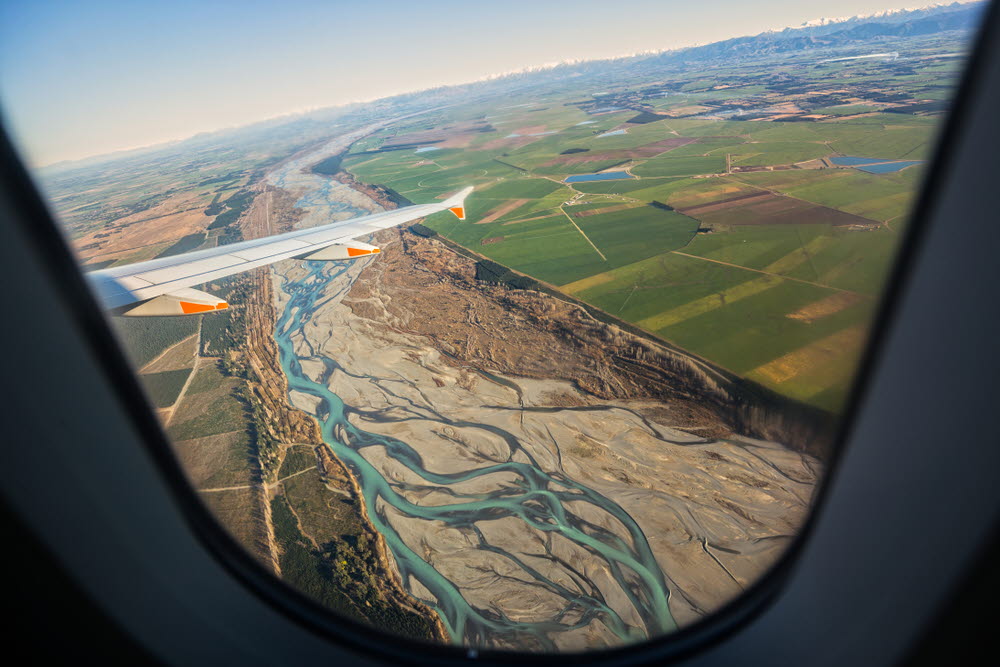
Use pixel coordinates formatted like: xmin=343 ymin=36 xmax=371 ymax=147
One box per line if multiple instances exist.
xmin=0 ymin=0 xmax=974 ymax=167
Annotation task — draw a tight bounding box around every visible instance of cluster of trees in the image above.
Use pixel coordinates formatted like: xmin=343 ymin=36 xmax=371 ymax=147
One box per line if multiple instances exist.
xmin=120 ymin=191 xmax=168 ymax=219
xmin=199 ymin=279 xmax=242 ymax=357
xmin=207 ymin=189 xmax=254 ymax=231
xmin=203 ymin=193 xmax=225 ymax=216
xmin=626 ymin=111 xmax=668 ymax=124
xmin=243 ymin=382 xmax=282 ymax=482
xmin=316 ymin=536 xmax=440 ymax=640
xmin=408 ymin=224 xmax=437 ymax=238
xmin=475 ymin=259 xmax=540 ymax=290
xmin=155 ymin=233 xmax=205 ymax=259
xmin=113 ymin=315 xmax=198 ymax=368
xmin=311 ymin=154 xmax=344 ymax=176
xmin=205 ymin=275 xmax=280 ymax=481
xmin=197 ymin=171 xmax=243 ymax=187
xmin=270 ymin=496 xmax=363 ymax=618
xmin=270 ymin=497 xmax=438 ymax=641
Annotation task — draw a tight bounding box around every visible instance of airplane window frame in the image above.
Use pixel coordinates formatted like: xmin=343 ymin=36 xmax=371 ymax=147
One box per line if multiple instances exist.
xmin=0 ymin=3 xmax=996 ymax=662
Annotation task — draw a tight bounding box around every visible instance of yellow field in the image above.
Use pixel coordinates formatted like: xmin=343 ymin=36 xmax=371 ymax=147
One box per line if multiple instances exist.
xmin=786 ymin=292 xmax=863 ymax=324
xmin=747 ymin=325 xmax=866 ymax=390
xmin=561 ymin=271 xmax=617 ymax=294
xmin=763 ymin=236 xmax=834 ymax=275
xmin=636 ymin=275 xmax=783 ymax=331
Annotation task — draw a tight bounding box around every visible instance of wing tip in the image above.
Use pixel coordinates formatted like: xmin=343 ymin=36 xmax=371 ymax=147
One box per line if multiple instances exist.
xmin=444 ymin=186 xmax=473 ymax=220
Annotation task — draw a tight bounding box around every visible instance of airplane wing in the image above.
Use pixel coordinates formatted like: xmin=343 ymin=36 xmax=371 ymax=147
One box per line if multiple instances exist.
xmin=87 ymin=186 xmax=472 ymax=316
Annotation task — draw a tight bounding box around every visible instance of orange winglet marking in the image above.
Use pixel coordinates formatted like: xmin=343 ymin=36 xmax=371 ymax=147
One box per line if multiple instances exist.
xmin=215 ymin=302 xmax=229 ymax=310
xmin=347 ymin=247 xmax=373 ymax=257
xmin=180 ymin=301 xmax=215 ymax=314
xmin=372 ymin=248 xmax=381 ymax=253
xmin=449 ymin=206 xmax=466 ymax=220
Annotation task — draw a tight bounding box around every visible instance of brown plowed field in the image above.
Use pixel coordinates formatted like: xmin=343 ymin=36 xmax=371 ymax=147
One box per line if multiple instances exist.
xmin=570 ymin=204 xmax=639 ymax=218
xmin=681 ymin=191 xmax=877 ymax=227
xmin=512 ymin=125 xmax=548 ymax=135
xmin=540 ymin=137 xmax=699 ymax=167
xmin=501 ymin=212 xmax=561 ymax=226
xmin=676 ymin=191 xmax=773 ymax=216
xmin=478 ymin=198 xmax=530 ymax=224
xmin=481 ymin=134 xmax=547 ymax=151
xmin=73 ymin=191 xmax=212 ymax=262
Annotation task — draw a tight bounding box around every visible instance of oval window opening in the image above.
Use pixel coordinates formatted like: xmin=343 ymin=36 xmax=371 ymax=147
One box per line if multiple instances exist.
xmin=0 ymin=0 xmax=989 ymax=656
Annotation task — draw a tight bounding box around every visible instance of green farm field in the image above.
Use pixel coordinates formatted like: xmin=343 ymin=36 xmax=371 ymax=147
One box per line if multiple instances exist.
xmin=339 ymin=43 xmax=960 ymax=413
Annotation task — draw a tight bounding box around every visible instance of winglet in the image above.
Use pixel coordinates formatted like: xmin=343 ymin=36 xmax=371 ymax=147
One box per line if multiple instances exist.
xmin=442 ymin=186 xmax=474 ymax=221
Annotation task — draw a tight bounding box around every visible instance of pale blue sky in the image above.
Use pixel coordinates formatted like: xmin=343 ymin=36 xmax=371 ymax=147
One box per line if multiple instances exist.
xmin=0 ymin=0 xmax=957 ymax=166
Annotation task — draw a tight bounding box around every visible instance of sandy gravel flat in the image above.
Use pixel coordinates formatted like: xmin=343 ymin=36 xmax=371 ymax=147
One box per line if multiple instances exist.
xmin=270 ymin=235 xmax=821 ymax=649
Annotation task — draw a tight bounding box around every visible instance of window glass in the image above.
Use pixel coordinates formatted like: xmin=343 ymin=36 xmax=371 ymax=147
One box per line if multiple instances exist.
xmin=0 ymin=0 xmax=987 ymax=654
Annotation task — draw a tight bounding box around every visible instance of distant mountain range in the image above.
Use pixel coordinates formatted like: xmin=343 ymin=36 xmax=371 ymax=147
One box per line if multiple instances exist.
xmin=649 ymin=1 xmax=986 ymax=65
xmin=792 ymin=2 xmax=983 ymax=30
xmin=792 ymin=2 xmax=979 ymax=30
xmin=454 ymin=2 xmax=987 ymax=91
xmin=40 ymin=2 xmax=988 ymax=172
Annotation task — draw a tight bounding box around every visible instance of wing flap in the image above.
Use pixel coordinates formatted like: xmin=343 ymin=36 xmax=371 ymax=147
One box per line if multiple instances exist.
xmin=122 ymin=287 xmax=229 ymax=317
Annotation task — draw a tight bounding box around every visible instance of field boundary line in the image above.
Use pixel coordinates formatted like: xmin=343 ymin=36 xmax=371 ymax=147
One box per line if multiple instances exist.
xmin=165 ymin=320 xmax=203 ymax=426
xmin=619 ymin=285 xmax=638 ymax=313
xmin=723 ymin=173 xmax=882 ymax=227
xmin=669 ymin=250 xmax=868 ymax=295
xmin=139 ymin=332 xmax=199 ymax=374
xmin=559 ymin=206 xmax=607 ymax=261
xmin=198 ymin=484 xmax=253 ymax=493
xmin=269 ymin=466 xmax=316 ymax=488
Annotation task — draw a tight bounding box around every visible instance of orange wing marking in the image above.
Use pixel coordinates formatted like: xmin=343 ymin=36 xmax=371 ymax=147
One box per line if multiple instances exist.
xmin=179 ymin=302 xmax=215 ymax=314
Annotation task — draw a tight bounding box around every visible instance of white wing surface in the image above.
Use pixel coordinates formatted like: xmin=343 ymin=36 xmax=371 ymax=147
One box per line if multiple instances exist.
xmin=87 ymin=187 xmax=472 ymax=315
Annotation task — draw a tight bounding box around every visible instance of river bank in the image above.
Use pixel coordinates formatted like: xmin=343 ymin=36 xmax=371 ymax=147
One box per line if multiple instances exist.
xmin=233 ymin=165 xmax=449 ymax=642
xmin=268 ymin=228 xmax=820 ymax=651
xmin=256 ymin=129 xmax=821 ymax=650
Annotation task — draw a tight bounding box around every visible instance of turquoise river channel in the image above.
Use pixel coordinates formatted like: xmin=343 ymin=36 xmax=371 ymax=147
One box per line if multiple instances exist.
xmin=267 ymin=140 xmax=678 ymax=649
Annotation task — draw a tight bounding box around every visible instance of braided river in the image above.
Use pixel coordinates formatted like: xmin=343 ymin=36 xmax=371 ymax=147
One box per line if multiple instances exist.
xmin=264 ymin=135 xmax=817 ymax=650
